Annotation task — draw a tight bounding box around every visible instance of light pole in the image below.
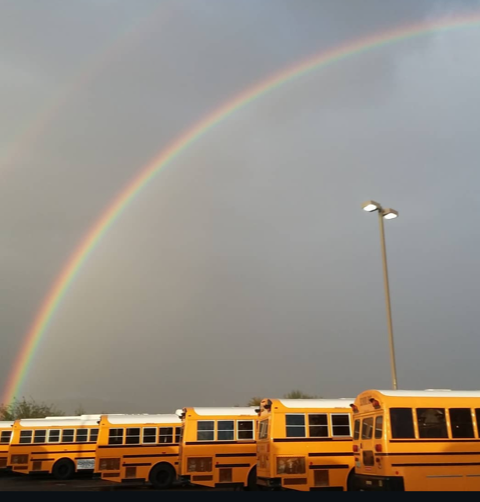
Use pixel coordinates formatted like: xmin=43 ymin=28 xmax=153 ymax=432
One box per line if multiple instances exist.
xmin=362 ymin=200 xmax=399 ymax=390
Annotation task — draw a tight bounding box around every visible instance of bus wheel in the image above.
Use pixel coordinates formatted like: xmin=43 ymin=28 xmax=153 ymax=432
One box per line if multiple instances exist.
xmin=246 ymin=466 xmax=257 ymax=491
xmin=149 ymin=463 xmax=175 ymax=489
xmin=52 ymin=459 xmax=75 ymax=480
xmin=347 ymin=469 xmax=358 ymax=491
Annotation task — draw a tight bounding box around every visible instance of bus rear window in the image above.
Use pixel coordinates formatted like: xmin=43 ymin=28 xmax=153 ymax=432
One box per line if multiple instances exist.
xmin=390 ymin=408 xmax=415 ymax=439
xmin=374 ymin=416 xmax=383 ymax=439
xmin=361 ymin=418 xmax=373 ymax=439
xmin=259 ymin=420 xmax=269 ymax=440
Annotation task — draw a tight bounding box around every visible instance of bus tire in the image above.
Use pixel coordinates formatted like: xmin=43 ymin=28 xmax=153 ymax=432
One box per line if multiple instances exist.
xmin=246 ymin=465 xmax=257 ymax=491
xmin=52 ymin=458 xmax=75 ymax=480
xmin=347 ymin=468 xmax=358 ymax=491
xmin=149 ymin=463 xmax=175 ymax=489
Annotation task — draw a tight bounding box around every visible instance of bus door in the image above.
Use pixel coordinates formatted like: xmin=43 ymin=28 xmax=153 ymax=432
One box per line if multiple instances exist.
xmin=358 ymin=414 xmax=384 ymax=481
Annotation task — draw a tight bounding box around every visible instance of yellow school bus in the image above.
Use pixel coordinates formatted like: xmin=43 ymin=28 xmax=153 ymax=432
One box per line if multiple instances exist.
xmin=0 ymin=421 xmax=14 ymax=471
xmin=8 ymin=416 xmax=100 ymax=479
xmin=95 ymin=413 xmax=182 ymax=489
xmin=178 ymin=407 xmax=258 ymax=490
xmin=256 ymin=398 xmax=355 ymax=491
xmin=352 ymin=389 xmax=480 ymax=491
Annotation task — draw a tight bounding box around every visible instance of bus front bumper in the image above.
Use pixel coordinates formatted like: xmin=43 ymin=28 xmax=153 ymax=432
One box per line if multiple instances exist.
xmin=355 ymin=473 xmax=405 ymax=491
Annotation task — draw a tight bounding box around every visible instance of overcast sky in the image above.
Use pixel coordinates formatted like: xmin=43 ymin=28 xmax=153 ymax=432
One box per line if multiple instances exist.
xmin=1 ymin=0 xmax=480 ymax=414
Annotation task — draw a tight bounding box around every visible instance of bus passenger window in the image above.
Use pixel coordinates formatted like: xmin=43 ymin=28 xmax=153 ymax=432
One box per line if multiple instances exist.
xmin=286 ymin=414 xmax=305 ymax=438
xmin=33 ymin=430 xmax=46 ymax=443
xmin=417 ymin=408 xmax=448 ymax=439
xmin=353 ymin=419 xmax=360 ymax=440
xmin=332 ymin=414 xmax=351 ymax=437
xmin=0 ymin=431 xmax=11 ymax=443
xmin=108 ymin=428 xmax=124 ymax=445
xmin=390 ymin=408 xmax=415 ymax=439
xmin=159 ymin=427 xmax=173 ymax=443
xmin=374 ymin=416 xmax=383 ymax=439
xmin=19 ymin=430 xmax=32 ymax=444
xmin=361 ymin=417 xmax=373 ymax=439
xmin=89 ymin=429 xmax=99 ymax=442
xmin=309 ymin=414 xmax=328 ymax=437
xmin=449 ymin=409 xmax=474 ymax=439
xmin=19 ymin=431 xmax=32 ymax=444
xmin=126 ymin=428 xmax=140 ymax=444
xmin=48 ymin=430 xmax=60 ymax=443
xmin=197 ymin=421 xmax=214 ymax=441
xmin=175 ymin=427 xmax=182 ymax=443
xmin=76 ymin=429 xmax=88 ymax=442
xmin=143 ymin=428 xmax=157 ymax=443
xmin=62 ymin=429 xmax=74 ymax=443
xmin=217 ymin=421 xmax=234 ymax=441
xmin=237 ymin=421 xmax=254 ymax=440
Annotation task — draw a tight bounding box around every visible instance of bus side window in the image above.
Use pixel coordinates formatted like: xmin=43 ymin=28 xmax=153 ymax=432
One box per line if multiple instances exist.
xmin=109 ymin=428 xmax=124 ymax=445
xmin=353 ymin=419 xmax=360 ymax=440
xmin=390 ymin=408 xmax=415 ymax=439
xmin=449 ymin=409 xmax=474 ymax=439
xmin=0 ymin=431 xmax=11 ymax=443
xmin=285 ymin=414 xmax=305 ymax=438
xmin=417 ymin=408 xmax=448 ymax=439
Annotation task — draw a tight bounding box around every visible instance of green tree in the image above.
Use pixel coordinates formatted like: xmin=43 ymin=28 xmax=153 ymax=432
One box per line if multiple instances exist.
xmin=283 ymin=390 xmax=320 ymax=399
xmin=0 ymin=397 xmax=65 ymax=420
xmin=247 ymin=397 xmax=263 ymax=407
xmin=74 ymin=404 xmax=86 ymax=415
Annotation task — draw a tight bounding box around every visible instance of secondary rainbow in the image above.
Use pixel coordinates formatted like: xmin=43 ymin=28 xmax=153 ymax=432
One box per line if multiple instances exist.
xmin=3 ymin=13 xmax=480 ymax=405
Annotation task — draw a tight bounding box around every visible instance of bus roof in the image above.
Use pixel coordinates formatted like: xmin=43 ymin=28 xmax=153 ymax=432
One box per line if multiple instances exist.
xmin=187 ymin=407 xmax=258 ymax=417
xmin=0 ymin=421 xmax=13 ymax=427
xmin=362 ymin=390 xmax=480 ymax=398
xmin=18 ymin=418 xmax=100 ymax=427
xmin=103 ymin=414 xmax=181 ymax=425
xmin=277 ymin=399 xmax=354 ymax=409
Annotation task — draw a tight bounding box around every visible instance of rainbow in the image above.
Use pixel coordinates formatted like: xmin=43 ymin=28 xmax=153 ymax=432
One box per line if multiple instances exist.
xmin=3 ymin=12 xmax=480 ymax=405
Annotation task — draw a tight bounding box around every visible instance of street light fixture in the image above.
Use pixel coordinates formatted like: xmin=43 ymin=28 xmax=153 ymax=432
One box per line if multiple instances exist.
xmin=362 ymin=200 xmax=399 ymax=390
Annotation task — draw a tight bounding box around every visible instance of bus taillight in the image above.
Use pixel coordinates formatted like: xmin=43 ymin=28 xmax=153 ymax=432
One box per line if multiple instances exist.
xmin=375 ymin=444 xmax=382 ymax=452
xmin=353 ymin=445 xmax=359 ymax=452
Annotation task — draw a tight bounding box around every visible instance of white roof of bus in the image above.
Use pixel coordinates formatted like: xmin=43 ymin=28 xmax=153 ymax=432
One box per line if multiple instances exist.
xmin=105 ymin=414 xmax=181 ymax=425
xmin=278 ymin=399 xmax=354 ymax=409
xmin=191 ymin=407 xmax=258 ymax=416
xmin=18 ymin=418 xmax=100 ymax=427
xmin=372 ymin=390 xmax=480 ymax=398
xmin=0 ymin=421 xmax=14 ymax=427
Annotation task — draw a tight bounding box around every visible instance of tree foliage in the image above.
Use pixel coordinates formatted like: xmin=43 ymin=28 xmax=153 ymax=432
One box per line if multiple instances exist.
xmin=74 ymin=404 xmax=86 ymax=415
xmin=0 ymin=397 xmax=65 ymax=420
xmin=247 ymin=390 xmax=321 ymax=406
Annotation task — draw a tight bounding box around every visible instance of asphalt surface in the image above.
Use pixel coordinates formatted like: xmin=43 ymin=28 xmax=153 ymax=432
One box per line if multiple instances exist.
xmin=0 ymin=471 xmax=226 ymax=491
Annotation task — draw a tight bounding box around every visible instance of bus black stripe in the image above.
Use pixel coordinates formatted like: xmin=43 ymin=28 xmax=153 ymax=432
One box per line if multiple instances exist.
xmin=273 ymin=438 xmax=351 ymax=443
xmin=215 ymin=463 xmax=251 ymax=468
xmin=377 ymin=452 xmax=480 ymax=457
xmin=215 ymin=453 xmax=256 ymax=458
xmin=98 ymin=444 xmax=178 ymax=449
xmin=309 ymin=464 xmax=350 ymax=469
xmin=308 ymin=452 xmax=353 ymax=457
xmin=392 ymin=462 xmax=480 ymax=467
xmin=123 ymin=453 xmax=177 ymax=458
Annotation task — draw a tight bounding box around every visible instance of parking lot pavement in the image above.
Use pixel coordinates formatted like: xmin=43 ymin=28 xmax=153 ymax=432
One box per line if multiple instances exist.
xmin=0 ymin=471 xmax=231 ymax=491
